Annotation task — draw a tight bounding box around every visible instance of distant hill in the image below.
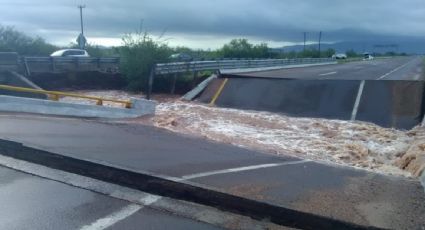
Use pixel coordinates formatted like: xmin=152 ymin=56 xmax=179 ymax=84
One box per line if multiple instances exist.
xmin=276 ymin=40 xmax=425 ymax=54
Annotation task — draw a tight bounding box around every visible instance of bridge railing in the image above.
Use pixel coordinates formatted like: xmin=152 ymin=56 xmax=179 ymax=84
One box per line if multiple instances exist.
xmin=154 ymin=58 xmax=334 ymax=75
xmin=147 ymin=57 xmax=336 ymax=99
xmin=0 ymin=84 xmax=132 ymax=108
xmin=21 ymin=57 xmax=120 ymax=75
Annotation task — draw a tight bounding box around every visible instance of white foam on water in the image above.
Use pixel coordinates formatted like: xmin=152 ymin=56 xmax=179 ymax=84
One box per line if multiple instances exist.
xmin=61 ymin=90 xmax=425 ymax=178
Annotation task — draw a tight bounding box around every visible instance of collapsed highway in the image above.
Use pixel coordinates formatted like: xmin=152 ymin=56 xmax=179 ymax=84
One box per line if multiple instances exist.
xmin=0 ymin=57 xmax=424 ymax=229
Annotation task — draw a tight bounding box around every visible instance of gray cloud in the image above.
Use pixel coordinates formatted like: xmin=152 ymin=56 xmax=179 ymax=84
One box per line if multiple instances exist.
xmin=1 ymin=0 xmax=424 ymax=48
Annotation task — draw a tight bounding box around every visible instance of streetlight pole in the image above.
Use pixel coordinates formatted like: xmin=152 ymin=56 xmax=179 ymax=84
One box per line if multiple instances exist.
xmin=303 ymin=32 xmax=307 ymax=53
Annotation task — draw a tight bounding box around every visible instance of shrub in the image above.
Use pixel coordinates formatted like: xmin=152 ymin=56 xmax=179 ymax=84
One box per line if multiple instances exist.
xmin=0 ymin=25 xmax=57 ymax=55
xmin=218 ymin=39 xmax=271 ymax=59
xmin=119 ymin=32 xmax=172 ymax=92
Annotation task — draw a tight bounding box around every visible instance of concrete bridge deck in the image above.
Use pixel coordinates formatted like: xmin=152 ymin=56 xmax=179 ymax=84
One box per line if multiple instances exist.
xmin=0 ymin=114 xmax=423 ymax=229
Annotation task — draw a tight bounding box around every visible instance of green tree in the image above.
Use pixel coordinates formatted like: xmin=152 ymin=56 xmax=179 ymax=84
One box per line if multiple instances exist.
xmin=119 ymin=31 xmax=172 ymax=92
xmin=220 ymin=39 xmax=252 ymax=58
xmin=218 ymin=39 xmax=271 ymax=59
xmin=323 ymin=48 xmax=336 ymax=58
xmin=199 ymin=49 xmax=221 ymax=60
xmin=300 ymin=48 xmax=319 ymax=58
xmin=173 ymin=46 xmax=192 ymax=54
xmin=287 ymin=50 xmax=297 ymax=59
xmin=0 ymin=25 xmax=57 ymax=55
xmin=253 ymin=43 xmax=271 ymax=58
xmin=385 ymin=51 xmax=396 ymax=56
xmin=346 ymin=49 xmax=358 ymax=58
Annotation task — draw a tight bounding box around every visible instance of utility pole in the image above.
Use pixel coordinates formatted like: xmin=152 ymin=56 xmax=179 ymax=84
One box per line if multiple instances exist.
xmin=303 ymin=32 xmax=307 ymax=53
xmin=318 ymin=31 xmax=322 ymax=58
xmin=77 ymin=5 xmax=87 ymax=49
xmin=78 ymin=5 xmax=86 ymax=35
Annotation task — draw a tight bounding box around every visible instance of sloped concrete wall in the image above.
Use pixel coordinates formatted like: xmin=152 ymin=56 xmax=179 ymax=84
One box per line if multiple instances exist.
xmin=199 ymin=77 xmax=425 ymax=129
xmin=357 ymin=80 xmax=425 ymax=128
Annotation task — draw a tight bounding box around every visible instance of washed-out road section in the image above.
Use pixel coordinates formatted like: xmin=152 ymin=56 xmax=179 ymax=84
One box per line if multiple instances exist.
xmin=0 ymin=114 xmax=423 ymax=229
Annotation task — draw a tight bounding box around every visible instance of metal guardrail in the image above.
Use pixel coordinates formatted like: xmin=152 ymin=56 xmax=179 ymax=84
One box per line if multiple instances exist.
xmin=154 ymin=58 xmax=335 ymax=75
xmin=0 ymin=84 xmax=132 ymax=108
xmin=21 ymin=57 xmax=120 ymax=75
xmin=23 ymin=57 xmax=120 ymax=63
xmin=14 ymin=56 xmax=333 ymax=76
xmin=146 ymin=57 xmax=336 ymax=99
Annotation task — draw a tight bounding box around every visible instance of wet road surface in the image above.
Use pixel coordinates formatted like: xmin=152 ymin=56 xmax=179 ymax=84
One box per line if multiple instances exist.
xmin=0 ymin=114 xmax=424 ymax=229
xmin=0 ymin=115 xmax=296 ymax=177
xmin=0 ymin=165 xmax=222 ymax=230
xmin=237 ymin=56 xmax=424 ymax=80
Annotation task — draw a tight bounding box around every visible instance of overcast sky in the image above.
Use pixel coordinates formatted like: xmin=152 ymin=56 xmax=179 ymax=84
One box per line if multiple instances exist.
xmin=1 ymin=0 xmax=424 ymax=49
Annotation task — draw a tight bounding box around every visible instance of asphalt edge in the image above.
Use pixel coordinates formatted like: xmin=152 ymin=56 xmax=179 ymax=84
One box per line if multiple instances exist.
xmin=0 ymin=139 xmax=385 ymax=230
xmin=0 ymin=154 xmax=287 ymax=230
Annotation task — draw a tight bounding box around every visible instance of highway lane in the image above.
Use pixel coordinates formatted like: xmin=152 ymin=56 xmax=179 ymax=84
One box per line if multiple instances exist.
xmin=0 ymin=165 xmax=222 ymax=230
xmin=0 ymin=166 xmax=128 ymax=230
xmin=0 ymin=114 xmax=424 ymax=229
xmin=237 ymin=56 xmax=424 ymax=80
xmin=0 ymin=115 xmax=295 ymax=177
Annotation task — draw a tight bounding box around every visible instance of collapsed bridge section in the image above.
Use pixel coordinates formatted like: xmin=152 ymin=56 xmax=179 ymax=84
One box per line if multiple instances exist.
xmin=198 ymin=75 xmax=425 ymax=129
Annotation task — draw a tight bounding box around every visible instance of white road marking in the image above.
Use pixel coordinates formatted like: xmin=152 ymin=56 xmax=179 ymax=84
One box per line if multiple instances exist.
xmin=0 ymin=155 xmax=281 ymax=230
xmin=181 ymin=160 xmax=310 ymax=180
xmin=319 ymin=71 xmax=337 ymax=76
xmin=79 ymin=204 xmax=142 ymax=230
xmin=139 ymin=194 xmax=161 ymax=205
xmin=79 ymin=193 xmax=162 ymax=230
xmin=351 ymin=80 xmax=366 ymax=121
xmin=376 ymin=60 xmax=413 ymax=80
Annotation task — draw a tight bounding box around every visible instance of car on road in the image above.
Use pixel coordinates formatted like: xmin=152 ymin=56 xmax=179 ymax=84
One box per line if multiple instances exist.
xmin=332 ymin=53 xmax=347 ymax=59
xmin=50 ymin=49 xmax=90 ymax=57
xmin=169 ymin=53 xmax=193 ymax=62
xmin=363 ymin=52 xmax=374 ymax=60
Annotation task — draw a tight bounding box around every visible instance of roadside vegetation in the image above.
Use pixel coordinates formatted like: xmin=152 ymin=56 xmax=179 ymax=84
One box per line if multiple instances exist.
xmin=0 ymin=25 xmax=410 ymax=94
xmin=0 ymin=25 xmax=57 ymax=56
xmin=119 ymin=32 xmax=171 ymax=91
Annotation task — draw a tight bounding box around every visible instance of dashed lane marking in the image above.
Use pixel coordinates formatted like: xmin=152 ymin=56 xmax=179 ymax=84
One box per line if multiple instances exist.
xmin=319 ymin=71 xmax=337 ymax=76
xmin=0 ymin=155 xmax=284 ymax=230
xmin=79 ymin=195 xmax=161 ymax=230
xmin=79 ymin=204 xmax=142 ymax=230
xmin=376 ymin=59 xmax=415 ymax=80
xmin=181 ymin=160 xmax=310 ymax=180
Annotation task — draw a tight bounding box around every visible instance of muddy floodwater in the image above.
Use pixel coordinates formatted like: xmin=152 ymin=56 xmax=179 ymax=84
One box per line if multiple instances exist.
xmin=61 ymin=91 xmax=425 ymax=178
